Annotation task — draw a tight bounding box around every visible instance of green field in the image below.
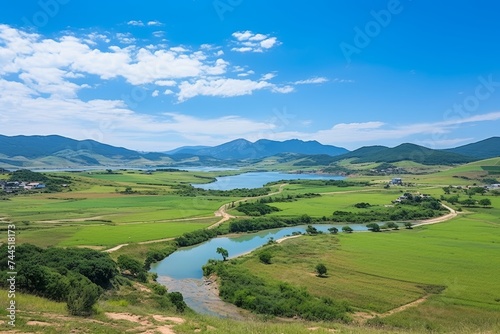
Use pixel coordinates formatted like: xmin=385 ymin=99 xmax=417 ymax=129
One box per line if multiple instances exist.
xmin=0 ymin=170 xmax=237 ymax=248
xmin=225 ymin=201 xmax=500 ymax=332
xmin=0 ymin=194 xmax=231 ymax=222
xmin=1 ymin=160 xmax=500 ymax=333
xmin=15 ymin=219 xmax=217 ymax=247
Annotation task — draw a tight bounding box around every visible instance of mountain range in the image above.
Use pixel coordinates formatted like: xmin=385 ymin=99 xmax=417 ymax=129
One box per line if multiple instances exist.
xmin=0 ymin=134 xmax=498 ymax=168
xmin=166 ymin=138 xmax=349 ymax=160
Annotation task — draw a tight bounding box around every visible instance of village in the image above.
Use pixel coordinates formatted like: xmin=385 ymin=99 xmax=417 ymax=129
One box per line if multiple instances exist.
xmin=0 ymin=180 xmax=46 ymax=193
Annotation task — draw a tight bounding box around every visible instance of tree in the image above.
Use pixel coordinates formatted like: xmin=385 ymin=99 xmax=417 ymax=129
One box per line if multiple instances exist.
xmin=386 ymin=222 xmax=399 ymax=230
xmin=366 ymin=223 xmax=381 ymax=232
xmin=306 ymin=225 xmax=318 ymax=235
xmin=259 ymin=252 xmax=272 ymax=264
xmin=66 ymin=275 xmax=101 ymax=316
xmin=328 ymin=227 xmax=339 ymax=234
xmin=168 ymin=292 xmax=187 ymax=312
xmin=216 ymin=247 xmax=229 ymax=261
xmin=460 ymin=198 xmax=477 ymax=207
xmin=404 ymin=222 xmax=413 ymax=229
xmin=315 ymin=263 xmax=327 ymax=277
xmin=117 ymin=255 xmax=144 ymax=277
xmin=342 ymin=226 xmax=353 ymax=233
xmin=478 ymin=198 xmax=492 ymax=207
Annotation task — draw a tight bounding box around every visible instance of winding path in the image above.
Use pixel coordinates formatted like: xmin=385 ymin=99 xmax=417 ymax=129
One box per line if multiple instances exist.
xmin=207 ymin=183 xmax=288 ymax=229
xmin=415 ymin=203 xmax=457 ymax=226
xmin=353 ymin=295 xmax=430 ymax=323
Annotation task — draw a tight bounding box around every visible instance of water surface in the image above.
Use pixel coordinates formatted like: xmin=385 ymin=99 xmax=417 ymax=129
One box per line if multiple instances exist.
xmin=150 ymin=224 xmax=366 ymax=280
xmin=192 ymin=171 xmax=344 ymax=190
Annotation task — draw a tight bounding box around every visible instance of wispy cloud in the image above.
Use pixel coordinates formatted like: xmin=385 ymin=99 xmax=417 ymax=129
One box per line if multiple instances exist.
xmin=294 ymin=77 xmax=329 ymax=85
xmin=127 ymin=20 xmax=144 ymax=26
xmin=267 ymin=112 xmax=500 ymax=149
xmin=147 ymin=20 xmax=164 ymax=26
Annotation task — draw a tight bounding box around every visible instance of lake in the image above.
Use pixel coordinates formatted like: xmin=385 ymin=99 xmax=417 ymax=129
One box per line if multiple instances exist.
xmin=191 ymin=171 xmax=344 ymax=190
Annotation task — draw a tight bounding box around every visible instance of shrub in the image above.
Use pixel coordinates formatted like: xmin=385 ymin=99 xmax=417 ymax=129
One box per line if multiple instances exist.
xmin=315 ymin=263 xmax=327 ymax=277
xmin=259 ymin=252 xmax=272 ymax=264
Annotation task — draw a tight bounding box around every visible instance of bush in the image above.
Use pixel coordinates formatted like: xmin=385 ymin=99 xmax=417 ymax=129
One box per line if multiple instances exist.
xmin=259 ymin=252 xmax=272 ymax=264
xmin=151 ymin=283 xmax=167 ymax=296
xmin=315 ymin=263 xmax=327 ymax=277
xmin=366 ymin=223 xmax=381 ymax=232
xmin=342 ymin=226 xmax=353 ymax=233
xmin=66 ymin=275 xmax=101 ymax=316
xmin=168 ymin=292 xmax=187 ymax=312
xmin=235 ymin=202 xmax=281 ymax=216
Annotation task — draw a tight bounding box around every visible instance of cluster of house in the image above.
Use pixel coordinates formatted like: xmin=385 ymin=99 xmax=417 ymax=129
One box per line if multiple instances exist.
xmin=0 ymin=180 xmax=46 ymax=193
xmin=370 ymin=167 xmax=407 ymax=175
xmin=392 ymin=193 xmax=431 ymax=203
xmin=390 ymin=177 xmax=403 ymax=185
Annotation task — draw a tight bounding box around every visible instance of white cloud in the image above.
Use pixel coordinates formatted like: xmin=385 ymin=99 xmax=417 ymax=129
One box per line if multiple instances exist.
xmin=232 ymin=31 xmax=253 ymax=41
xmin=84 ymin=32 xmax=110 ymax=45
xmin=147 ymin=20 xmax=164 ymax=26
xmin=163 ymin=89 xmax=174 ymax=95
xmin=177 ymin=78 xmax=292 ymax=102
xmin=249 ymin=33 xmax=267 ymax=41
xmin=231 ymin=47 xmax=253 ymax=53
xmin=260 ymin=37 xmax=278 ymax=49
xmin=152 ymin=31 xmax=165 ymax=38
xmin=170 ymin=46 xmax=188 ymax=53
xmin=331 ymin=78 xmax=355 ymax=83
xmin=294 ymin=77 xmax=329 ymax=85
xmin=231 ymin=30 xmax=281 ymax=53
xmin=127 ymin=20 xmax=144 ymax=26
xmin=265 ymin=112 xmax=500 ymax=149
xmin=155 ymin=80 xmax=177 ymax=86
xmin=116 ymin=33 xmax=136 ymax=44
xmin=0 ymin=24 xmax=308 ymax=105
xmin=261 ymin=73 xmax=276 ymax=81
xmin=152 ymin=89 xmax=159 ymax=97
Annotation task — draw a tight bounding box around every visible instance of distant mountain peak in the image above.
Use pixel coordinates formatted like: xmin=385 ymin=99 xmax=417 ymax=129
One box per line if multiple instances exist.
xmin=170 ymin=138 xmax=349 ymax=160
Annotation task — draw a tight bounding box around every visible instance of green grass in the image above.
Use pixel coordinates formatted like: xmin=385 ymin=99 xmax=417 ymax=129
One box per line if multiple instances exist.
xmin=12 ymin=219 xmax=217 ymax=247
xmin=265 ymin=190 xmax=402 ymax=218
xmin=0 ymin=194 xmax=231 ymax=222
xmin=228 ymin=208 xmax=500 ymax=331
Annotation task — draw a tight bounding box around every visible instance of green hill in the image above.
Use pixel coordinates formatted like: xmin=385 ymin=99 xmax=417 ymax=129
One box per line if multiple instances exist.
xmin=444 ymin=137 xmax=500 ymax=159
xmin=338 ymin=143 xmax=475 ymax=165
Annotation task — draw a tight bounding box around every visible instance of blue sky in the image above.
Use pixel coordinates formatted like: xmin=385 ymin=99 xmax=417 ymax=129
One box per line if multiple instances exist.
xmin=0 ymin=0 xmax=499 ymax=151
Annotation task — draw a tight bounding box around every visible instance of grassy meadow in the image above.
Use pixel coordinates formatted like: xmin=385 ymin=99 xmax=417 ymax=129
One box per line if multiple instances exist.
xmin=1 ymin=159 xmax=499 ymax=333
xmin=0 ymin=169 xmax=234 ymax=247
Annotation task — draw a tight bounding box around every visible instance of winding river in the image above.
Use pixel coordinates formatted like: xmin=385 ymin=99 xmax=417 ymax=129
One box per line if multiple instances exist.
xmin=150 ymin=171 xmax=348 ymax=317
xmin=150 ymin=224 xmax=368 ymax=317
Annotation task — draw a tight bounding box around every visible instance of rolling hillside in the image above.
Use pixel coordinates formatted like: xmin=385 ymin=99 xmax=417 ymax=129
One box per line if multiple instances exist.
xmin=444 ymin=137 xmax=500 ymax=159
